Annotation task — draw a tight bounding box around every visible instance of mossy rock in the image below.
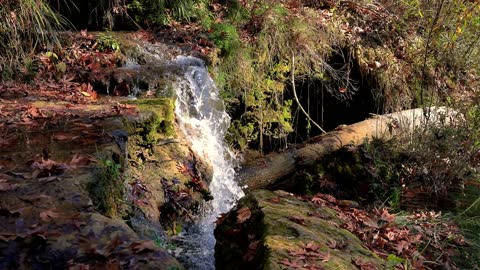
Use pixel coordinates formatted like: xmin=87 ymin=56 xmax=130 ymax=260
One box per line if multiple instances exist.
xmin=125 ymin=98 xmax=176 ymax=144
xmin=215 ymin=190 xmax=384 ymax=270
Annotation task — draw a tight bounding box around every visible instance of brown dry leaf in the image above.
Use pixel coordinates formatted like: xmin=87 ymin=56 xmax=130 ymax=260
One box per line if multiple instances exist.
xmin=0 ymin=134 xmax=16 ymax=148
xmin=289 ymin=215 xmax=306 ymax=225
xmin=279 ymin=258 xmax=302 ymax=268
xmin=40 ymin=209 xmax=59 ymax=222
xmin=214 ymin=213 xmax=228 ymax=225
xmin=268 ymin=197 xmax=281 ymax=203
xmin=302 ymin=241 xmax=320 ymax=252
xmin=130 ymin=240 xmax=156 ymax=254
xmin=380 ymin=209 xmax=395 ymax=223
xmin=68 ymin=154 xmax=94 ymax=169
xmin=243 ymin=240 xmax=260 ymax=262
xmin=311 ymin=196 xmax=326 ymax=205
xmin=106 ymin=234 xmax=123 ymax=255
xmin=53 ymin=133 xmax=79 ymax=141
xmin=0 ymin=233 xmax=17 ymax=242
xmin=395 ymin=240 xmax=409 ymax=254
xmin=176 ymin=162 xmax=191 ymax=175
xmin=352 ymin=258 xmax=378 ymax=270
xmin=237 ymin=207 xmax=252 ymax=224
xmin=327 ymin=239 xmax=337 ymax=249
xmin=68 ymin=263 xmax=90 ymax=270
xmin=362 ymin=218 xmax=379 ymax=229
xmin=315 ymin=193 xmax=336 ymax=204
xmin=319 ymin=251 xmax=331 ymax=263
xmin=79 ymin=83 xmax=98 ymax=100
xmin=105 ymin=261 xmax=121 ymax=270
xmin=117 ymin=103 xmax=136 ymax=109
xmin=288 ymin=249 xmax=307 ymax=257
xmin=0 ymin=180 xmax=18 ymax=192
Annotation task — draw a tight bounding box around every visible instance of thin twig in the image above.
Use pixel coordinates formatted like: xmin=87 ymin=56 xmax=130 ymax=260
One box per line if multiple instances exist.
xmin=291 ymin=52 xmax=327 ymax=134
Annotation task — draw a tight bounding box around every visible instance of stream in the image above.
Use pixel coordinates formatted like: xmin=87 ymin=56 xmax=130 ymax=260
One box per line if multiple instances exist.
xmin=170 ymin=56 xmax=245 ymax=269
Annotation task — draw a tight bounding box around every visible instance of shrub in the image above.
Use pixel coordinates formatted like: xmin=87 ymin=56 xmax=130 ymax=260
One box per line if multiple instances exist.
xmin=209 ymin=23 xmax=240 ymax=57
xmin=88 ymin=156 xmax=125 ymax=217
xmin=127 ymin=0 xmax=212 ymax=26
xmin=0 ymin=0 xmax=67 ymax=77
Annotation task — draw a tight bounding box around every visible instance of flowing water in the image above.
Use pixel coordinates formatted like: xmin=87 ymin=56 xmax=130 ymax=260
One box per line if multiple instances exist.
xmin=171 ymin=56 xmax=245 ymax=269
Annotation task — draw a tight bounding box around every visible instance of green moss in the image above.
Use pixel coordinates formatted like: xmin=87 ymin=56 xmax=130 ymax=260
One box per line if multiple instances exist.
xmin=88 ymin=155 xmax=125 ymax=218
xmin=126 ymin=98 xmax=176 ymax=145
xmin=216 ymin=190 xmax=385 ymax=270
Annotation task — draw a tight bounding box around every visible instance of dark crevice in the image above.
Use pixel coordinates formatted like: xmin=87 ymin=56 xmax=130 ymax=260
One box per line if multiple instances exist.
xmin=289 ymin=48 xmax=384 ymax=143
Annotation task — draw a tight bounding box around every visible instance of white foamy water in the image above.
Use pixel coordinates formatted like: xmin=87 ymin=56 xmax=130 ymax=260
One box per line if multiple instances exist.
xmin=172 ymin=56 xmax=245 ymax=269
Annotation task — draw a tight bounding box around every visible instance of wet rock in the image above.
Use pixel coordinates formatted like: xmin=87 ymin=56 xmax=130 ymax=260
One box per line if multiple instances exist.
xmin=0 ymin=100 xmax=190 ymax=269
xmin=215 ymin=189 xmax=384 ymax=270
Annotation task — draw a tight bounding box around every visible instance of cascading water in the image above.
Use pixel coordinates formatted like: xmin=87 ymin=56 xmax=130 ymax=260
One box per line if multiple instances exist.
xmin=172 ymin=56 xmax=245 ymax=269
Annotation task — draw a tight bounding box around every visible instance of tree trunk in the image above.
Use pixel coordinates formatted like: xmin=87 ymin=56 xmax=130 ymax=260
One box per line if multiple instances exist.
xmin=238 ymin=107 xmax=459 ymax=191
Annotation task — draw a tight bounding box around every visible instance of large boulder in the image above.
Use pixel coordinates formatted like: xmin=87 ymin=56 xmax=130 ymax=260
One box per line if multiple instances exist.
xmin=215 ymin=189 xmax=384 ymax=270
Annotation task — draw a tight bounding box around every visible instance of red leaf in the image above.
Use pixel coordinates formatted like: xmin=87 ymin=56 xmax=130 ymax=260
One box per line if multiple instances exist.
xmin=395 ymin=240 xmax=409 ymax=254
xmin=130 ymin=240 xmax=156 ymax=254
xmin=279 ymin=258 xmax=302 ymax=268
xmin=214 ymin=213 xmax=227 ymax=225
xmin=268 ymin=197 xmax=281 ymax=203
xmin=237 ymin=207 xmax=252 ymax=224
xmin=380 ymin=209 xmax=395 ymax=223
xmin=352 ymin=258 xmax=378 ymax=270
xmin=289 ymin=215 xmax=306 ymax=225
xmin=302 ymin=241 xmax=320 ymax=252
xmin=0 ymin=180 xmax=18 ymax=192
xmin=40 ymin=209 xmax=59 ymax=222
xmin=243 ymin=240 xmax=260 ymax=262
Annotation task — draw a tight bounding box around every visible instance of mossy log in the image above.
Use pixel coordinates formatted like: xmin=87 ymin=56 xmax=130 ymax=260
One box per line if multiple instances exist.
xmin=239 ymin=107 xmax=459 ymax=191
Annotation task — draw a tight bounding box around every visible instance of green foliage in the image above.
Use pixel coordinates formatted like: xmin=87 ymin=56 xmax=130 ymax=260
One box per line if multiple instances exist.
xmin=386 ymin=254 xmax=405 ymax=269
xmin=0 ymin=0 xmax=67 ymax=77
xmin=89 ymin=156 xmax=125 ymax=218
xmin=209 ymin=23 xmax=240 ymax=57
xmin=300 ymin=107 xmax=480 ymax=206
xmin=215 ymin=2 xmax=347 ymax=152
xmin=97 ymin=34 xmax=121 ymax=52
xmin=127 ymin=0 xmax=212 ymax=25
xmin=386 ymin=0 xmax=480 ymax=106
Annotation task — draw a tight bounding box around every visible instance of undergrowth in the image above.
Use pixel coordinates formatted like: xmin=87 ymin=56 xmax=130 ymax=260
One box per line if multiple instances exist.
xmin=88 ymin=155 xmax=125 ymax=218
xmin=0 ymin=0 xmax=68 ymax=79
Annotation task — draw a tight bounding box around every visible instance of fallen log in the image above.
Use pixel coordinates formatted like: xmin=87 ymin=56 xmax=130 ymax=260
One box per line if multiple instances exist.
xmin=238 ymin=107 xmax=459 ymax=191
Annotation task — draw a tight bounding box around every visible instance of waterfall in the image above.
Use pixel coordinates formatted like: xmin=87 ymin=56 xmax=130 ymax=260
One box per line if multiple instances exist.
xmin=172 ymin=56 xmax=245 ymax=269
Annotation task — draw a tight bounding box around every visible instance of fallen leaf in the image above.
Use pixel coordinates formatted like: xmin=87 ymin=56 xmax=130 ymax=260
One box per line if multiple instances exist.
xmin=327 ymin=239 xmax=337 ymax=249
xmin=243 ymin=240 xmax=260 ymax=262
xmin=106 ymin=234 xmax=123 ymax=254
xmin=319 ymin=251 xmax=331 ymax=263
xmin=302 ymin=241 xmax=321 ymax=252
xmin=0 ymin=233 xmax=17 ymax=242
xmin=395 ymin=240 xmax=409 ymax=254
xmin=268 ymin=197 xmax=281 ymax=203
xmin=279 ymin=258 xmax=302 ymax=268
xmin=68 ymin=263 xmax=90 ymax=270
xmin=40 ymin=209 xmax=59 ymax=222
xmin=352 ymin=258 xmax=378 ymax=270
xmin=0 ymin=180 xmax=18 ymax=191
xmin=311 ymin=196 xmax=326 ymax=205
xmin=289 ymin=215 xmax=306 ymax=225
xmin=214 ymin=213 xmax=227 ymax=225
xmin=130 ymin=240 xmax=156 ymax=254
xmin=237 ymin=207 xmax=252 ymax=224
xmin=68 ymin=154 xmax=94 ymax=169
xmin=380 ymin=209 xmax=395 ymax=223
xmin=53 ymin=133 xmax=79 ymax=141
